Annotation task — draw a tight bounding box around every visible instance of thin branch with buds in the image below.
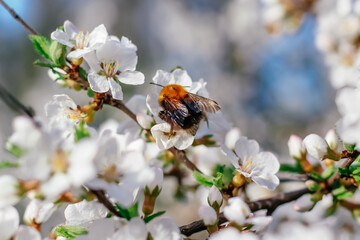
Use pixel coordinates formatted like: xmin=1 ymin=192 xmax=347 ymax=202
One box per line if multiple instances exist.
xmin=180 ymin=187 xmax=311 ymax=236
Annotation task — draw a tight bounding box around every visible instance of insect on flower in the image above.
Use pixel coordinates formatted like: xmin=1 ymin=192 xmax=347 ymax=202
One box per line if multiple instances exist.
xmin=151 ymin=83 xmax=221 ymax=136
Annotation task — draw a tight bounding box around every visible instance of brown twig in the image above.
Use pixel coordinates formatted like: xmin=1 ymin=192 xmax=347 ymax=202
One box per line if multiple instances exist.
xmin=90 ymin=189 xmax=123 ymax=218
xmin=0 ymin=0 xmax=37 ymax=35
xmin=169 ymin=147 xmax=202 ymax=173
xmin=179 ymin=187 xmax=311 ymax=236
xmin=327 ymin=152 xmax=358 ymax=187
xmin=0 ymin=84 xmax=35 ymax=118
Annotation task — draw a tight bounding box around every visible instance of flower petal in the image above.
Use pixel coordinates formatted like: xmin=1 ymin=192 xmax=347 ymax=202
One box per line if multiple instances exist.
xmin=88 ymin=24 xmax=108 ymax=49
xmin=88 ymin=72 xmax=110 ymax=93
xmin=50 ymin=29 xmax=73 ymax=47
xmin=108 ymin=78 xmax=123 ymax=100
xmin=0 ymin=206 xmax=19 ymax=240
xmin=67 ymin=48 xmax=93 ymax=59
xmin=173 ymin=69 xmax=192 ymax=89
xmin=175 ymin=130 xmax=194 ymax=150
xmin=151 ymin=123 xmax=180 ymax=150
xmin=152 ymin=69 xmax=175 ymax=86
xmin=118 ymin=71 xmax=145 ymax=85
xmin=234 ymin=137 xmax=260 ymax=160
xmin=221 ymin=145 xmax=241 ymax=168
xmin=83 ymin=51 xmax=102 ymax=72
xmin=64 ymin=20 xmax=79 ymax=40
xmin=252 ymin=173 xmax=279 ymax=191
xmin=256 ymin=152 xmax=280 ymax=173
xmin=146 ymin=93 xmax=162 ymax=119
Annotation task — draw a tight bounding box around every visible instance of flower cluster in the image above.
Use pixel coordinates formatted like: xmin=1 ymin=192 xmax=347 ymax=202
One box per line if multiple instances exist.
xmin=2 ymin=3 xmax=360 ymax=239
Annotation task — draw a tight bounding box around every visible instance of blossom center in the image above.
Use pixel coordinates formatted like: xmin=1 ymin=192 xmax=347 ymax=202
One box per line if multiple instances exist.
xmin=75 ymin=30 xmax=90 ymax=49
xmin=240 ymin=154 xmax=259 ymax=173
xmin=51 ymin=149 xmax=68 ymax=173
xmin=62 ymin=108 xmax=81 ymax=121
xmin=100 ymin=59 xmax=120 ymax=78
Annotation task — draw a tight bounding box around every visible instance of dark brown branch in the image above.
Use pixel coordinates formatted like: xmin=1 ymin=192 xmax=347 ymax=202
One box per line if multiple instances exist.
xmin=180 ymin=187 xmax=311 ymax=236
xmin=0 ymin=84 xmax=35 ymax=118
xmin=169 ymin=147 xmax=202 ymax=173
xmin=102 ymin=95 xmax=138 ymax=123
xmin=0 ymin=0 xmax=37 ymax=35
xmin=90 ymin=189 xmax=123 ymax=218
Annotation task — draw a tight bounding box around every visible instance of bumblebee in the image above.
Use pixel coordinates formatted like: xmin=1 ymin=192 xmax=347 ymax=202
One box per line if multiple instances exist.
xmin=155 ymin=84 xmax=221 ymax=135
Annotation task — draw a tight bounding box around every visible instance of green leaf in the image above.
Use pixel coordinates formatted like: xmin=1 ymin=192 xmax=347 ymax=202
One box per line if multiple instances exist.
xmin=115 ymin=202 xmax=139 ymax=220
xmin=279 ymin=162 xmax=304 ymax=173
xmin=353 ymin=175 xmax=360 ymax=185
xmin=307 ymin=181 xmax=322 ymax=192
xmin=49 ymin=41 xmax=66 ymax=65
xmin=336 ymin=191 xmax=353 ymax=200
xmin=213 ymin=172 xmax=223 ymax=189
xmin=338 ymin=167 xmax=350 ymax=176
xmin=33 ymin=59 xmax=60 ymax=68
xmin=170 ymin=66 xmax=183 ymax=72
xmin=87 ymin=88 xmax=95 ymax=98
xmin=79 ymin=67 xmax=88 ymax=80
xmin=355 ymin=154 xmax=360 ymax=163
xmin=29 ymin=35 xmax=52 ymax=61
xmin=321 ymin=165 xmax=335 ymax=180
xmin=54 ymin=225 xmax=88 ymax=239
xmin=74 ymin=122 xmax=90 ymax=142
xmin=344 ymin=143 xmax=356 ymax=152
xmin=144 ymin=210 xmax=166 ymax=223
xmin=0 ymin=161 xmax=18 ymax=169
xmin=193 ymin=170 xmax=223 ymax=190
xmin=310 ymin=172 xmax=323 ymax=181
xmin=332 ymin=185 xmax=354 ymax=200
xmin=6 ymin=143 xmax=23 ymax=158
xmin=214 ymin=164 xmax=235 ymax=187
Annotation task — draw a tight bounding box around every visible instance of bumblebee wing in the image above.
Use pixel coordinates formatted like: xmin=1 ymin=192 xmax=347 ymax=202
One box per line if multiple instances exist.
xmin=184 ymin=93 xmax=221 ymax=113
xmin=160 ymin=98 xmax=189 ymax=128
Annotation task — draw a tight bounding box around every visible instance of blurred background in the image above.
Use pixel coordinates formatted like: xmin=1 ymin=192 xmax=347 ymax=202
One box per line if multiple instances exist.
xmin=0 ymin=0 xmax=339 ymax=163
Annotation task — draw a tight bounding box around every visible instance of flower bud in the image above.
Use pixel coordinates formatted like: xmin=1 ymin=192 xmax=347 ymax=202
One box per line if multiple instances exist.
xmin=146 ymin=167 xmax=163 ymax=194
xmin=136 ymin=112 xmax=153 ymax=130
xmin=303 ymin=134 xmax=329 ymax=159
xmin=288 ymin=134 xmax=305 ymax=159
xmin=71 ymin=57 xmax=83 ymax=66
xmin=233 ymin=174 xmax=246 ymax=188
xmin=24 ymin=199 xmax=56 ymax=230
xmin=143 ymin=167 xmax=163 ymax=215
xmin=325 ymin=129 xmax=338 ymax=151
xmin=198 ymin=205 xmax=218 ymax=226
xmin=208 ymin=185 xmax=223 ymax=209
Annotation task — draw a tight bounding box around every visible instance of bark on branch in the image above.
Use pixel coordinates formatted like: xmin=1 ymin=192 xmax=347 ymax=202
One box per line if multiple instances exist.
xmin=179 ymin=188 xmax=311 ymax=236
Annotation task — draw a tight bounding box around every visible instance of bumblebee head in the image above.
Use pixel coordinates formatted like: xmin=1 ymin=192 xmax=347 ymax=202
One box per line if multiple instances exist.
xmin=159 ymin=84 xmax=187 ymax=102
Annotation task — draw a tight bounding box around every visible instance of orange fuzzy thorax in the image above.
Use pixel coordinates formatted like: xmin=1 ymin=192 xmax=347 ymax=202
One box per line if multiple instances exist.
xmin=158 ymin=84 xmax=188 ymax=103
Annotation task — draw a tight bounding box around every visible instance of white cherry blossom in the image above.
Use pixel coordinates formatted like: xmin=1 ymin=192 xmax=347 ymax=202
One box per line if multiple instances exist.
xmin=221 ymin=137 xmax=280 ymax=190
xmin=51 ymin=20 xmax=108 ymax=59
xmin=84 ymin=37 xmax=144 ymax=100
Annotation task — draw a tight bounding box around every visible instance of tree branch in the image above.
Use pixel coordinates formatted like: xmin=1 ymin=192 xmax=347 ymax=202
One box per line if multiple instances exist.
xmin=180 ymin=187 xmax=311 ymax=236
xmin=90 ymin=189 xmax=123 ymax=218
xmin=0 ymin=0 xmax=37 ymax=35
xmin=0 ymin=84 xmax=35 ymax=118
